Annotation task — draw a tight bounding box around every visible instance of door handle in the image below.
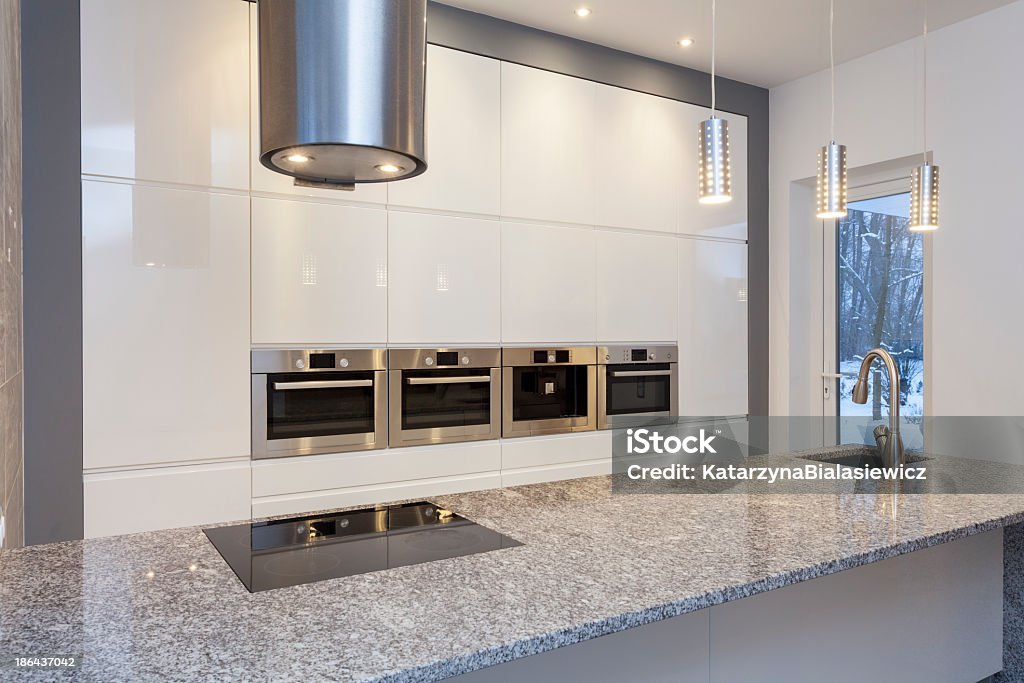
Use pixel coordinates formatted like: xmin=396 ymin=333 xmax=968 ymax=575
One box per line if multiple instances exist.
xmin=609 ymin=370 xmax=672 ymax=378
xmin=406 ymin=375 xmax=492 ymax=385
xmin=273 ymin=379 xmax=374 ymax=390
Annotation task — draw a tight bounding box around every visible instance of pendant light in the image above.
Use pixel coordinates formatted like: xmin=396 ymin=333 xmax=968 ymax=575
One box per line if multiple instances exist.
xmin=909 ymin=3 xmax=939 ymax=231
xmin=816 ymin=0 xmax=847 ymax=219
xmin=698 ymin=0 xmax=732 ymax=204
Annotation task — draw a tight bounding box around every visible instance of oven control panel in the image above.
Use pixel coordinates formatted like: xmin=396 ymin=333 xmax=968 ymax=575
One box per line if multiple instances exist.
xmin=598 ymin=345 xmax=677 ymax=365
xmin=390 ymin=348 xmax=502 ymax=371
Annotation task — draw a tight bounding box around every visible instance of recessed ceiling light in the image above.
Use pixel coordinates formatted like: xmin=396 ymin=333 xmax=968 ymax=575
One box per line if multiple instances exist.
xmin=678 ymin=37 xmax=694 ymax=47
xmin=574 ymin=7 xmax=592 ymax=18
xmin=285 ymin=153 xmax=312 ymax=163
xmin=375 ymin=163 xmax=404 ymax=174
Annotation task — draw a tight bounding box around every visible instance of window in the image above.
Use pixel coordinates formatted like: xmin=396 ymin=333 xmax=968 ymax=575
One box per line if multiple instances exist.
xmin=836 ymin=193 xmax=924 ymax=421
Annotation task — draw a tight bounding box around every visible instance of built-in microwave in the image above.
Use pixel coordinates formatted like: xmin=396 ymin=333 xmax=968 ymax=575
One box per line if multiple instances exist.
xmin=388 ymin=348 xmax=501 ymax=448
xmin=502 ymin=347 xmax=597 ymax=438
xmin=597 ymin=345 xmax=678 ymax=430
xmin=251 ymin=349 xmax=387 ymax=459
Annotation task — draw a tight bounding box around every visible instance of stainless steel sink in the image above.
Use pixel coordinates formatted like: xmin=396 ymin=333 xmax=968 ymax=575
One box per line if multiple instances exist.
xmin=800 ymin=451 xmax=929 ymax=470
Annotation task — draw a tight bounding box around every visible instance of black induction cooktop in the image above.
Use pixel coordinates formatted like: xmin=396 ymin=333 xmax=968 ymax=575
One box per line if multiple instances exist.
xmin=203 ymin=502 xmax=522 ymax=592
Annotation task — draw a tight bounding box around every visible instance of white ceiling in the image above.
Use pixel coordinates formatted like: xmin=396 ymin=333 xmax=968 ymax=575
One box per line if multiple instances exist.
xmin=437 ymin=0 xmax=1016 ymax=88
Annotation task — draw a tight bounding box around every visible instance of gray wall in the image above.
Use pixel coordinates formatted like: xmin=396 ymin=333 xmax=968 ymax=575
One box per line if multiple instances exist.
xmin=20 ymin=0 xmax=83 ymax=545
xmin=0 ymin=0 xmax=24 ymax=549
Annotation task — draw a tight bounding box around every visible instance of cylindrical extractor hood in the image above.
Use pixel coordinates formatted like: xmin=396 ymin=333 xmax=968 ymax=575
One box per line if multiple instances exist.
xmin=257 ymin=0 xmax=427 ymax=185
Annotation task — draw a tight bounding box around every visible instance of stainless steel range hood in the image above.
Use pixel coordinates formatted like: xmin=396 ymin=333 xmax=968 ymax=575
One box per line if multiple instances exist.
xmin=256 ymin=0 xmax=427 ymax=186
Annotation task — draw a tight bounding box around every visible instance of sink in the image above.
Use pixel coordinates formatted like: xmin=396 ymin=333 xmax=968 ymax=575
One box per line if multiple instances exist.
xmin=800 ymin=451 xmax=929 ymax=469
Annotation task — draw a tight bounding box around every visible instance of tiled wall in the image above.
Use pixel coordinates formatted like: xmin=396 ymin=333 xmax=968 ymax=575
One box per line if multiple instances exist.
xmin=0 ymin=0 xmax=24 ymax=550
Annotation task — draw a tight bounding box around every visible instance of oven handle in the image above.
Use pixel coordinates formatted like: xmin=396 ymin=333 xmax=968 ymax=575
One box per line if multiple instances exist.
xmin=273 ymin=379 xmax=374 ymax=390
xmin=406 ymin=375 xmax=492 ymax=385
xmin=609 ymin=370 xmax=673 ymax=378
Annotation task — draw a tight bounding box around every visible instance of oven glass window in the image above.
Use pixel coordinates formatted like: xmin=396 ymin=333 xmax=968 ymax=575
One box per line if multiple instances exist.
xmin=606 ymin=364 xmax=672 ymax=415
xmin=267 ymin=371 xmax=375 ymax=440
xmin=512 ymin=366 xmax=589 ymax=421
xmin=402 ymin=369 xmax=492 ymax=430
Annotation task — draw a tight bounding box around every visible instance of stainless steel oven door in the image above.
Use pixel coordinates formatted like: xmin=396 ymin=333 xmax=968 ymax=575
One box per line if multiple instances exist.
xmin=597 ymin=364 xmax=679 ymax=430
xmin=252 ymin=369 xmax=387 ymax=459
xmin=388 ymin=368 xmax=501 ymax=448
xmin=501 ymin=364 xmax=597 ymax=438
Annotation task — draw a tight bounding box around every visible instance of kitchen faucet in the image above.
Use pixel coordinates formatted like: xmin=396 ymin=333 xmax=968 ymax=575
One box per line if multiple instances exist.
xmin=851 ymin=348 xmax=905 ymax=468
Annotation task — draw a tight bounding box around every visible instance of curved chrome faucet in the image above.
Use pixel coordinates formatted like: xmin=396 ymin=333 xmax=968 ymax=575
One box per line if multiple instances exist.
xmin=851 ymin=348 xmax=905 ymax=468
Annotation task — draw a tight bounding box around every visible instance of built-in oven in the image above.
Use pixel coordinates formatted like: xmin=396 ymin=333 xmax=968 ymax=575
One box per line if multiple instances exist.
xmin=388 ymin=348 xmax=501 ymax=448
xmin=597 ymin=345 xmax=678 ymax=429
xmin=251 ymin=349 xmax=387 ymax=459
xmin=502 ymin=347 xmax=597 ymax=438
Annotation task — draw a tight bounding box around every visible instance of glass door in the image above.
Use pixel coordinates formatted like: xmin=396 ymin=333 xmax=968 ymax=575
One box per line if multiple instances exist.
xmin=823 ymin=186 xmax=925 ymax=446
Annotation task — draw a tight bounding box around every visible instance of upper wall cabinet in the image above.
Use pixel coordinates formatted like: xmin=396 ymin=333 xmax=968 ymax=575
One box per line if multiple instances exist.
xmin=246 ymin=4 xmax=386 ymax=205
xmin=388 ymin=211 xmax=501 ymax=345
xmin=592 ymin=86 xmax=686 ymax=234
xmin=387 ymin=46 xmax=501 ymax=216
xmin=81 ymin=0 xmax=250 ymax=190
xmin=501 ymin=222 xmax=596 ymax=344
xmin=500 ymin=64 xmax=598 ymax=226
xmin=595 ymin=231 xmax=678 ymax=342
xmin=251 ymin=197 xmax=388 ymax=345
xmin=678 ymin=238 xmax=748 ymax=417
xmin=679 ymin=106 xmax=748 ymax=240
xmin=82 ymin=181 xmax=251 ymax=469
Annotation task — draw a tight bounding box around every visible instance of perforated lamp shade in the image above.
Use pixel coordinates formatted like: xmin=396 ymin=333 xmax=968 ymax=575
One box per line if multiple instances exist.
xmin=909 ymin=164 xmax=940 ymax=231
xmin=816 ymin=142 xmax=848 ymax=219
xmin=698 ymin=117 xmax=732 ymax=204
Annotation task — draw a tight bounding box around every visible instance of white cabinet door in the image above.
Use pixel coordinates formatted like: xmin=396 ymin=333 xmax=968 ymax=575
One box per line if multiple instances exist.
xmin=678 ymin=238 xmax=748 ymax=417
xmin=82 ymin=181 xmax=251 ymax=469
xmin=387 ymin=46 xmax=501 ymax=216
xmin=500 ymin=63 xmax=598 ymax=226
xmin=81 ymin=0 xmax=250 ymax=190
xmin=595 ymin=230 xmax=678 ymax=343
xmin=501 ymin=222 xmax=596 ymax=344
xmin=679 ymin=105 xmax=748 ymax=240
xmin=246 ymin=4 xmax=387 ymax=205
xmin=388 ymin=211 xmax=501 ymax=344
xmin=593 ymin=85 xmax=685 ymax=234
xmin=251 ymin=197 xmax=388 ymax=345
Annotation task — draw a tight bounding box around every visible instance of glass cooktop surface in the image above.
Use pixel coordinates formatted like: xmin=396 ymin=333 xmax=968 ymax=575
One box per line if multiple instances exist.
xmin=204 ymin=502 xmax=522 ymax=592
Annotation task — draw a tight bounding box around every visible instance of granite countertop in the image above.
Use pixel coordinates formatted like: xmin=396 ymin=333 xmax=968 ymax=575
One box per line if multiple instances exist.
xmin=4 ymin=446 xmax=1024 ymax=682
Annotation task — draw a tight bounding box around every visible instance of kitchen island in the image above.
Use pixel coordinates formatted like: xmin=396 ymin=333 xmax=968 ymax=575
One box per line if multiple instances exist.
xmin=2 ymin=446 xmax=1023 ymax=682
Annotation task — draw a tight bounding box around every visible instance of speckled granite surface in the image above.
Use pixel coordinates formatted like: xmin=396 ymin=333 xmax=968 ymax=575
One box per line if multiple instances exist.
xmin=997 ymin=522 xmax=1024 ymax=682
xmin=3 ymin=448 xmax=1024 ymax=682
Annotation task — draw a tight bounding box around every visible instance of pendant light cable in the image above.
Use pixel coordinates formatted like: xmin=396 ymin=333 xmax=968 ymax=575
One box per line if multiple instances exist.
xmin=922 ymin=0 xmax=928 ymax=164
xmin=711 ymin=0 xmax=717 ymax=116
xmin=829 ymin=0 xmax=835 ymax=142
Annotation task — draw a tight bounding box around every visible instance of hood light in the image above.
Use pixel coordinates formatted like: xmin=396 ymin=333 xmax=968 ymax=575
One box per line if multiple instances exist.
xmin=285 ymin=154 xmax=312 ymax=164
xmin=376 ymin=163 xmax=405 ymax=174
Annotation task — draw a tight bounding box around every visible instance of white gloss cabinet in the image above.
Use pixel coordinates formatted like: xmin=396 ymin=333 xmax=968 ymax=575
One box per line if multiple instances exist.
xmin=80 ymin=0 xmax=250 ymax=190
xmin=501 ymin=222 xmax=596 ymax=344
xmin=387 ymin=211 xmax=501 ymax=344
xmin=251 ymin=197 xmax=388 ymax=345
xmin=386 ymin=46 xmax=501 ymax=216
xmin=678 ymin=238 xmax=749 ymax=417
xmin=500 ymin=63 xmax=598 ymax=226
xmin=595 ymin=230 xmax=679 ymax=342
xmin=679 ymin=107 xmax=749 ymax=240
xmin=82 ymin=181 xmax=251 ymax=469
xmin=592 ymin=86 xmax=686 ymax=234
